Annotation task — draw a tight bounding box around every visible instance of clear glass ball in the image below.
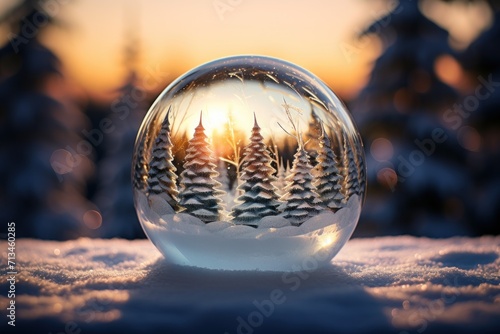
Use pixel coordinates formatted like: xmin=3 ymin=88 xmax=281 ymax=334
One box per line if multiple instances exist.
xmin=132 ymin=55 xmax=365 ymax=271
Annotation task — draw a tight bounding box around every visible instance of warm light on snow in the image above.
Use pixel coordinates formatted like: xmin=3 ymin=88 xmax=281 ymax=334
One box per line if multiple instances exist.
xmin=4 ymin=236 xmax=500 ymax=333
xmin=320 ymin=236 xmax=335 ymax=248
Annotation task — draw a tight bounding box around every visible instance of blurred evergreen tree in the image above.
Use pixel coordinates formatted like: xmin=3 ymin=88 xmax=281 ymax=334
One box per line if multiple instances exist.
xmin=352 ymin=0 xmax=471 ymax=236
xmin=94 ymin=27 xmax=149 ymax=238
xmin=0 ymin=0 xmax=94 ymax=239
xmin=460 ymin=0 xmax=500 ymax=235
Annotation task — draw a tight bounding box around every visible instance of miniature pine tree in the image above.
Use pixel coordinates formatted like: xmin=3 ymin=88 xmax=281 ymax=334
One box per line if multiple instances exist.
xmin=216 ymin=159 xmax=236 ymax=214
xmin=232 ymin=115 xmax=281 ymax=225
xmin=133 ymin=137 xmax=149 ymax=192
xmin=281 ymin=145 xmax=322 ymax=226
xmin=312 ymin=125 xmax=345 ymax=211
xmin=354 ymin=135 xmax=366 ymax=200
xmin=216 ymin=159 xmax=231 ymax=192
xmin=285 ymin=160 xmax=292 ymax=179
xmin=275 ymin=157 xmax=288 ymax=198
xmin=133 ymin=114 xmax=158 ymax=192
xmin=304 ymin=109 xmax=322 ymax=161
xmin=147 ymin=108 xmax=179 ymax=210
xmin=178 ymin=113 xmax=224 ymax=223
xmin=341 ymin=132 xmax=360 ymax=201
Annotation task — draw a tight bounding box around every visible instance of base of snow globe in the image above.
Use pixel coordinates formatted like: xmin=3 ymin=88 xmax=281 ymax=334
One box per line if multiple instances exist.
xmin=136 ymin=190 xmax=361 ymax=271
xmin=132 ymin=55 xmax=365 ymax=271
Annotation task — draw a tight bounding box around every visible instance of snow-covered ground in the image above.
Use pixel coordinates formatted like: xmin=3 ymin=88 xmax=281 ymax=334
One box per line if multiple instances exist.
xmin=1 ymin=236 xmax=500 ymax=334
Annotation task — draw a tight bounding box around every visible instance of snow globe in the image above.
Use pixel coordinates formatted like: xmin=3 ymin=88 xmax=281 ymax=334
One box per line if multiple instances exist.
xmin=132 ymin=55 xmax=365 ymax=271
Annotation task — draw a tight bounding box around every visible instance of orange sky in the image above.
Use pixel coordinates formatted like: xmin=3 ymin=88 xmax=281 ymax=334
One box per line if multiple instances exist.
xmin=0 ymin=0 xmax=491 ymax=102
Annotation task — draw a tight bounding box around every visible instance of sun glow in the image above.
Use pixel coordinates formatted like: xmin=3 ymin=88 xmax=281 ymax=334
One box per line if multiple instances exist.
xmin=176 ymin=104 xmax=244 ymax=161
xmin=320 ymin=235 xmax=335 ymax=248
xmin=204 ymin=107 xmax=230 ymax=137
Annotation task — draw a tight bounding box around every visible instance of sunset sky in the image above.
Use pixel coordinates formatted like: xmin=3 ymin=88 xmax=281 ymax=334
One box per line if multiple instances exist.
xmin=0 ymin=0 xmax=491 ymax=101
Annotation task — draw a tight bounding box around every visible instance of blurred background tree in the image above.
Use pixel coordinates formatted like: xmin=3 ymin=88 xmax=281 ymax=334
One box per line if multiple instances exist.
xmin=352 ymin=0 xmax=471 ymax=236
xmin=352 ymin=0 xmax=500 ymax=237
xmin=0 ymin=0 xmax=94 ymax=239
xmin=93 ymin=27 xmax=148 ymax=238
xmin=458 ymin=0 xmax=500 ymax=235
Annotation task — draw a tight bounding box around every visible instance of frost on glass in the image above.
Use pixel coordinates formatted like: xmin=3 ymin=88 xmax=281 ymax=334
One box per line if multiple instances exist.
xmin=132 ymin=55 xmax=366 ymax=271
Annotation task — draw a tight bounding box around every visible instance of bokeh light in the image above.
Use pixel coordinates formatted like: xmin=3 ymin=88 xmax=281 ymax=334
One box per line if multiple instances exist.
xmin=371 ymin=138 xmax=394 ymax=162
xmin=83 ymin=210 xmax=103 ymax=230
xmin=377 ymin=168 xmax=398 ymax=191
xmin=434 ymin=55 xmax=463 ymax=88
xmin=458 ymin=126 xmax=481 ymax=152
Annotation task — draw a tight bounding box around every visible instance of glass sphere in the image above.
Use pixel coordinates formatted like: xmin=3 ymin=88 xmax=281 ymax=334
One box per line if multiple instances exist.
xmin=132 ymin=55 xmax=365 ymax=271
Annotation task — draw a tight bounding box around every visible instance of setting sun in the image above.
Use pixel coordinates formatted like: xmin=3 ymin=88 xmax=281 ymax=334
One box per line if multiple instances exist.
xmin=203 ymin=107 xmax=231 ymax=137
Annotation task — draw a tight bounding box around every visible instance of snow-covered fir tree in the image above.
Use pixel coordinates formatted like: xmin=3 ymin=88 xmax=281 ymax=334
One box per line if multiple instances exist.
xmin=341 ymin=132 xmax=359 ymax=201
xmin=216 ymin=159 xmax=236 ymax=214
xmin=312 ymin=125 xmax=344 ymax=211
xmin=178 ymin=114 xmax=223 ymax=223
xmin=232 ymin=115 xmax=281 ymax=226
xmin=133 ymin=135 xmax=149 ymax=192
xmin=216 ymin=159 xmax=231 ymax=192
xmin=133 ymin=112 xmax=159 ymax=192
xmin=353 ymin=135 xmax=366 ymax=200
xmin=147 ymin=108 xmax=179 ymax=210
xmin=134 ymin=108 xmax=162 ymax=194
xmin=274 ymin=157 xmax=288 ymax=198
xmin=280 ymin=144 xmax=322 ymax=226
xmin=304 ymin=109 xmax=322 ymax=161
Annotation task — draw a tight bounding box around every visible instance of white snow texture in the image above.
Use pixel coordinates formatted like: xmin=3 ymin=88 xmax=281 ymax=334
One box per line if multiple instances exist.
xmin=1 ymin=236 xmax=499 ymax=334
xmin=137 ymin=191 xmax=361 ymax=271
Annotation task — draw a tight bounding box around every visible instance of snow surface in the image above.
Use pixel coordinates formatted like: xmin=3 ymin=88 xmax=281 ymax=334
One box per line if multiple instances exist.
xmin=1 ymin=236 xmax=499 ymax=334
xmin=136 ymin=191 xmax=361 ymax=271
xmin=140 ymin=191 xmax=360 ymax=235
